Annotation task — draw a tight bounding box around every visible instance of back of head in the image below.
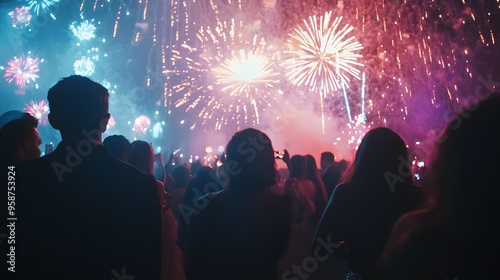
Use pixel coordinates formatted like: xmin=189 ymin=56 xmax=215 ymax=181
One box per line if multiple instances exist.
xmin=129 ymin=140 xmax=154 ymax=174
xmin=320 ymin=151 xmax=335 ymax=169
xmin=289 ymin=155 xmax=307 ymax=178
xmin=0 ymin=111 xmax=39 ymax=164
xmin=190 ymin=160 xmax=203 ymax=176
xmin=195 ymin=166 xmax=213 ymax=182
xmin=337 ymin=159 xmax=348 ymax=173
xmin=172 ymin=164 xmax=191 ymax=189
xmin=430 ymin=94 xmax=500 ymax=225
xmin=48 ymin=75 xmax=109 ymax=133
xmin=224 ymin=128 xmax=277 ymax=192
xmin=103 ymin=135 xmax=131 ymax=162
xmin=305 ymin=154 xmax=319 ymax=178
xmin=347 ymin=127 xmax=410 ymax=190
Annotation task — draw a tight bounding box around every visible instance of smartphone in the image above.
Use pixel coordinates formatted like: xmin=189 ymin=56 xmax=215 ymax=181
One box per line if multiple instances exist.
xmin=274 ymin=150 xmax=285 ymax=159
xmin=45 ymin=142 xmax=54 ymax=154
xmin=173 ymin=148 xmax=181 ymax=155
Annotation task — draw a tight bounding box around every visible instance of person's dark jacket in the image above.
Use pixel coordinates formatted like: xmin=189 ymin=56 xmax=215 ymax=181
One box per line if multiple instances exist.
xmin=14 ymin=141 xmax=161 ymax=280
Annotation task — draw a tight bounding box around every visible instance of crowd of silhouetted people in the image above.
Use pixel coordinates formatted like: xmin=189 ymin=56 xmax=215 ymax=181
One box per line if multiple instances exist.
xmin=1 ymin=75 xmax=499 ymax=280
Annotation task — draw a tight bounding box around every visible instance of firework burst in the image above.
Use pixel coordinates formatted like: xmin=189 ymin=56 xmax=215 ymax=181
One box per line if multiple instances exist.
xmin=157 ymin=0 xmax=499 ymax=158
xmin=4 ymin=55 xmax=40 ymax=88
xmin=70 ymin=20 xmax=96 ymax=41
xmin=133 ymin=115 xmax=151 ymax=134
xmin=9 ymin=7 xmax=32 ymax=29
xmin=214 ymin=49 xmax=278 ymax=96
xmin=283 ymin=11 xmax=363 ymax=132
xmin=169 ymin=18 xmax=281 ymax=131
xmin=73 ymin=57 xmax=95 ymax=76
xmin=284 ymin=12 xmax=364 ymax=93
xmin=27 ymin=0 xmax=59 ymax=19
xmin=24 ymin=100 xmax=49 ymax=125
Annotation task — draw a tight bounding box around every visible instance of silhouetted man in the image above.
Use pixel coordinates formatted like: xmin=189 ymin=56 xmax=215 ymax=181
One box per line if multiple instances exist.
xmin=15 ymin=76 xmax=161 ymax=280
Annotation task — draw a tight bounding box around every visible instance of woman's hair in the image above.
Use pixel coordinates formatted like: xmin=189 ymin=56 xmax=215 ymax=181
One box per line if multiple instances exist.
xmin=429 ymin=95 xmax=500 ymax=221
xmin=289 ymin=155 xmax=307 ymax=178
xmin=171 ymin=164 xmax=191 ymax=189
xmin=103 ymin=135 xmax=131 ymax=162
xmin=305 ymin=154 xmax=328 ymax=208
xmin=305 ymin=155 xmax=322 ymax=184
xmin=343 ymin=127 xmax=412 ymax=191
xmin=224 ymin=128 xmax=277 ymax=192
xmin=129 ymin=140 xmax=155 ymax=175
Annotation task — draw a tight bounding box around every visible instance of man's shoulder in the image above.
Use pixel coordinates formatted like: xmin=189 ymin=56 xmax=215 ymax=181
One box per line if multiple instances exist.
xmin=89 ymin=145 xmax=155 ymax=184
xmin=17 ymin=147 xmax=156 ymax=190
xmin=389 ymin=209 xmax=439 ymax=246
xmin=16 ymin=154 xmax=57 ymax=178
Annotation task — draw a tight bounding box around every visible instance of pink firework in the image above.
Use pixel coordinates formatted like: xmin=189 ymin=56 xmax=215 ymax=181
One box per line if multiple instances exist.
xmin=9 ymin=7 xmax=32 ymax=29
xmin=4 ymin=55 xmax=40 ymax=88
xmin=133 ymin=115 xmax=151 ymax=134
xmin=107 ymin=115 xmax=116 ymax=130
xmin=24 ymin=100 xmax=49 ymax=125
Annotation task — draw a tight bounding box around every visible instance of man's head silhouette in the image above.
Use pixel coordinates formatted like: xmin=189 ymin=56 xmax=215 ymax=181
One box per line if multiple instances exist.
xmin=48 ymin=75 xmax=110 ymax=141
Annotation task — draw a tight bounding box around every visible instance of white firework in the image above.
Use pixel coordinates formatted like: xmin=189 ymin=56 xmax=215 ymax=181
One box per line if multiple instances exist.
xmin=73 ymin=57 xmax=95 ymax=76
xmin=283 ymin=12 xmax=364 ymax=93
xmin=70 ymin=20 xmax=96 ymax=41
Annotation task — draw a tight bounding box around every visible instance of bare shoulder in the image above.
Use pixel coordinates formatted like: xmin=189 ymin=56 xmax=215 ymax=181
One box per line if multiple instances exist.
xmin=395 ymin=209 xmax=434 ymax=228
xmin=389 ymin=209 xmax=437 ymax=244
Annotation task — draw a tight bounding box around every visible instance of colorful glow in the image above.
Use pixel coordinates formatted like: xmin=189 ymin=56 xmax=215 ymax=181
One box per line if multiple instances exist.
xmin=9 ymin=7 xmax=32 ymax=29
xmin=73 ymin=57 xmax=95 ymax=76
xmin=0 ymin=0 xmax=494 ymax=160
xmin=283 ymin=12 xmax=364 ymax=93
xmin=168 ymin=13 xmax=282 ymax=131
xmin=27 ymin=0 xmax=59 ymax=19
xmin=70 ymin=20 xmax=96 ymax=41
xmin=4 ymin=55 xmax=40 ymax=88
xmin=24 ymin=100 xmax=49 ymax=126
xmin=133 ymin=115 xmax=151 ymax=134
